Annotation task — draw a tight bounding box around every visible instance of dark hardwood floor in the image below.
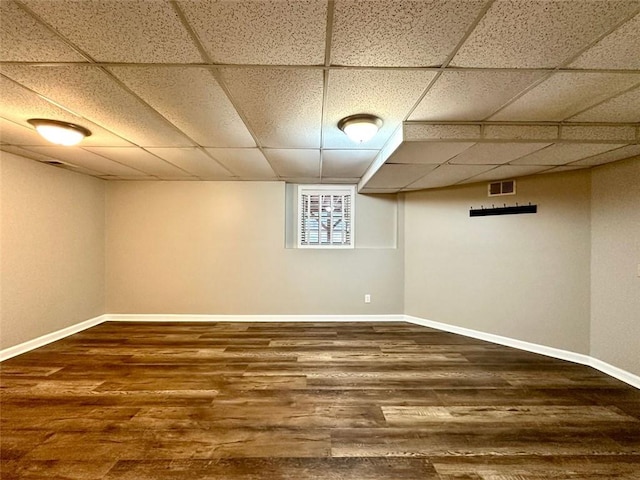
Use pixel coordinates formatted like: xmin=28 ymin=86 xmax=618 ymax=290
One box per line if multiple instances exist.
xmin=1 ymin=321 xmax=639 ymax=479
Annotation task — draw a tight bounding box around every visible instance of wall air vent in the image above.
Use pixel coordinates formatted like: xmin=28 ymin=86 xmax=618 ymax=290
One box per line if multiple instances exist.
xmin=488 ymin=180 xmax=515 ymax=197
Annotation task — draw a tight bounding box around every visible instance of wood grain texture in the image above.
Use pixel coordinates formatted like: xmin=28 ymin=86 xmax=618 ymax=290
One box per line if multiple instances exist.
xmin=1 ymin=321 xmax=639 ymax=479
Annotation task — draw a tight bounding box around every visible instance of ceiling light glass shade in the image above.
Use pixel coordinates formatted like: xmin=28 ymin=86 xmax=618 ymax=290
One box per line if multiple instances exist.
xmin=27 ymin=119 xmax=92 ymax=146
xmin=338 ymin=114 xmax=383 ymax=143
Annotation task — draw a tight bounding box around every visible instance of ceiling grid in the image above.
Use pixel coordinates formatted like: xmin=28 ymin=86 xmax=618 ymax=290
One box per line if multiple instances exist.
xmin=0 ymin=0 xmax=638 ymax=191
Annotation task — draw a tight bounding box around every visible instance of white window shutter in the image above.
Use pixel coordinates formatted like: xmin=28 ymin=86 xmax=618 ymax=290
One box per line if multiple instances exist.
xmin=297 ymin=185 xmax=355 ymax=248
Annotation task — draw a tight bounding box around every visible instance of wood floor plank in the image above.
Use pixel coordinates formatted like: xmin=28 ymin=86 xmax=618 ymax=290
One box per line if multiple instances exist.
xmin=1 ymin=321 xmax=639 ymax=479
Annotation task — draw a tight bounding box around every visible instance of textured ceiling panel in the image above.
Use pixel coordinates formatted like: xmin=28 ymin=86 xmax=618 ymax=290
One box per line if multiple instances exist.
xmin=569 ymin=86 xmax=640 ymax=123
xmin=321 ymin=177 xmax=361 ymax=184
xmin=2 ymin=145 xmax=72 ymax=164
xmin=388 ymin=142 xmax=475 ymax=165
xmin=84 ymin=147 xmax=192 ymax=178
xmin=405 ymin=164 xmax=495 ymax=190
xmin=409 ymin=70 xmax=545 ymax=121
xmin=459 ymin=165 xmax=552 ymax=184
xmin=483 ymin=125 xmax=559 ymax=141
xmin=365 ymin=164 xmax=438 ymax=189
xmin=568 ymin=144 xmax=640 ymax=167
xmin=0 ymin=118 xmax=51 ymax=146
xmin=322 ymin=150 xmax=378 ymax=178
xmin=490 ymin=72 xmax=640 ymax=121
xmin=569 ymin=13 xmax=640 ymax=69
xmin=0 ymin=75 xmax=133 ymax=147
xmin=21 ymin=0 xmax=202 ymax=63
xmin=404 ymin=124 xmax=481 ymax=141
xmin=146 ymin=148 xmax=232 ymax=180
xmin=451 ymin=0 xmax=640 ymax=68
xmin=4 ymin=0 xmax=640 ymax=191
xmin=23 ymin=146 xmax=148 ymax=177
xmin=109 ymin=67 xmax=255 ymax=148
xmin=0 ymin=66 xmax=194 ymax=147
xmin=219 ymin=68 xmax=323 ymax=148
xmin=511 ymin=143 xmax=625 ymax=166
xmin=324 ymin=69 xmax=437 ymax=149
xmin=0 ymin=1 xmax=86 ymax=62
xmin=448 ymin=142 xmax=552 ymax=165
xmin=331 ymin=0 xmax=487 ymax=67
xmin=179 ymin=0 xmax=326 ymax=65
xmin=263 ymin=149 xmax=320 ymax=178
xmin=205 ymin=148 xmax=277 ymax=180
xmin=561 ymin=125 xmax=636 ymax=142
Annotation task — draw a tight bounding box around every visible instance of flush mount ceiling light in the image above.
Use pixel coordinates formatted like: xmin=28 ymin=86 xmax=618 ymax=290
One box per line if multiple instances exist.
xmin=338 ymin=114 xmax=383 ymax=144
xmin=27 ymin=118 xmax=92 ymax=146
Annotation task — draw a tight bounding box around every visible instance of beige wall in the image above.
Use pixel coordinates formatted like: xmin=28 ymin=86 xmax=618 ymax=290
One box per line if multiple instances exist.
xmin=590 ymin=157 xmax=640 ymax=377
xmin=404 ymin=171 xmax=592 ymax=354
xmin=105 ymin=181 xmax=403 ymax=314
xmin=0 ymin=152 xmax=105 ymax=349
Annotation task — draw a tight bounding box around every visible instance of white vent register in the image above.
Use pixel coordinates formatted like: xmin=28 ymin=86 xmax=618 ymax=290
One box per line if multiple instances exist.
xmin=297 ymin=185 xmax=355 ymax=248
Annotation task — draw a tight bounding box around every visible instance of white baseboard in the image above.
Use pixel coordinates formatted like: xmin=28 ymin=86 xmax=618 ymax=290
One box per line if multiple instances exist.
xmin=588 ymin=357 xmax=640 ymax=390
xmin=0 ymin=315 xmax=107 ymax=362
xmin=2 ymin=313 xmax=638 ymax=390
xmin=404 ymin=315 xmax=640 ymax=390
xmin=104 ymin=314 xmax=406 ymax=323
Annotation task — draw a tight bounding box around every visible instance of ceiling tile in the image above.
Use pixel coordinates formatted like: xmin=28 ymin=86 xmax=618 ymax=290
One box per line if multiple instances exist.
xmin=146 ymin=148 xmax=233 ymax=179
xmin=21 ymin=0 xmax=202 ymax=63
xmin=409 ymin=70 xmax=545 ymax=121
xmin=569 ymin=13 xmax=640 ymax=69
xmin=109 ymin=66 xmax=255 ymax=148
xmin=282 ymin=177 xmax=322 ymax=184
xmin=219 ymin=68 xmax=323 ymax=148
xmin=321 ymin=177 xmax=361 ymax=184
xmin=542 ymin=166 xmax=589 ymax=174
xmin=359 ymin=187 xmax=404 ymax=194
xmin=331 ymin=0 xmax=487 ymax=67
xmin=23 ymin=146 xmax=148 ymax=177
xmin=568 ymin=144 xmax=640 ymax=167
xmin=364 ymin=164 xmax=438 ymax=189
xmin=404 ymin=124 xmax=481 ymax=141
xmin=388 ymin=141 xmax=475 ymax=165
xmin=561 ymin=125 xmax=636 ymax=142
xmin=324 ymin=69 xmax=437 ymax=149
xmin=491 ymin=72 xmax=640 ymax=121
xmin=263 ymin=149 xmax=320 ymax=178
xmin=459 ymin=165 xmax=552 ymax=184
xmin=511 ymin=143 xmax=626 ymax=166
xmin=0 ymin=75 xmax=133 ymax=147
xmin=322 ymin=150 xmax=378 ymax=178
xmin=179 ymin=0 xmax=326 ymax=65
xmin=1 ymin=145 xmax=67 ymax=163
xmin=451 ymin=0 xmax=640 ymax=68
xmin=205 ymin=148 xmax=277 ymax=180
xmin=483 ymin=125 xmax=559 ymax=141
xmin=0 ymin=1 xmax=86 ymax=62
xmin=1 ymin=65 xmax=194 ymax=147
xmin=405 ymin=164 xmax=495 ymax=190
xmin=568 ymin=87 xmax=640 ymax=123
xmin=448 ymin=142 xmax=552 ymax=165
xmin=0 ymin=118 xmax=50 ymax=146
xmin=84 ymin=147 xmax=192 ymax=177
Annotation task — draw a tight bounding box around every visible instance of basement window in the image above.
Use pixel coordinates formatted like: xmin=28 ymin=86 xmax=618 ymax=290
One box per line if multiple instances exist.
xmin=297 ymin=185 xmax=355 ymax=248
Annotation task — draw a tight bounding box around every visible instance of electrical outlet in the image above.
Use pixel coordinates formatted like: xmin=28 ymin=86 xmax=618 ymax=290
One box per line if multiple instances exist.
xmin=364 ymin=294 xmax=371 ymax=304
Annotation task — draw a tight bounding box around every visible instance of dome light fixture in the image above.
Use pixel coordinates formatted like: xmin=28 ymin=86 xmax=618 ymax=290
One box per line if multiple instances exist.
xmin=27 ymin=118 xmax=92 ymax=146
xmin=338 ymin=114 xmax=383 ymax=144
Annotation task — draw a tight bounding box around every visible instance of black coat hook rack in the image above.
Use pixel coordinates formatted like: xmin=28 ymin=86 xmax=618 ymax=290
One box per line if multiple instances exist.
xmin=470 ymin=202 xmax=537 ymax=217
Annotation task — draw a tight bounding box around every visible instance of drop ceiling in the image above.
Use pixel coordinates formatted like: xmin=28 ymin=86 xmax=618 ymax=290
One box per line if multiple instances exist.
xmin=1 ymin=0 xmax=639 ymax=193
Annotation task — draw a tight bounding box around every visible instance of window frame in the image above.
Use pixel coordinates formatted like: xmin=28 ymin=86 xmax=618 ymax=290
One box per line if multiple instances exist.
xmin=296 ymin=184 xmax=355 ymax=249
